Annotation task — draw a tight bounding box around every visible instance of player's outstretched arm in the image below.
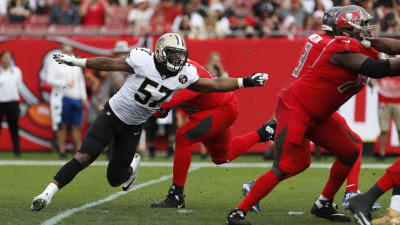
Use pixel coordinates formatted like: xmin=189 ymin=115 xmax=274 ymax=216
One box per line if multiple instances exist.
xmin=53 ymin=54 xmax=134 ymax=73
xmin=330 ymin=53 xmax=400 ymax=78
xmin=369 ymin=38 xmax=400 ymax=55
xmin=188 ymin=73 xmax=268 ymax=93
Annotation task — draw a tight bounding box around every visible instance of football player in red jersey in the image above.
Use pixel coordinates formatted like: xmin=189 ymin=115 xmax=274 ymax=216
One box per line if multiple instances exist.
xmin=149 ymin=59 xmax=277 ymax=208
xmin=227 ymin=5 xmax=400 ymax=225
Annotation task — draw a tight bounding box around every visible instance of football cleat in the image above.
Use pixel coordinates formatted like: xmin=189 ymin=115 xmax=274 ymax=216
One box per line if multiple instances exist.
xmin=257 ymin=118 xmax=277 ymax=142
xmin=372 ymin=208 xmax=400 ymax=225
xmin=311 ymin=199 xmax=351 ymax=222
xmin=347 ymin=194 xmax=374 ymax=225
xmin=226 ymin=208 xmax=251 ymax=225
xmin=31 ymin=193 xmax=51 ymax=211
xmin=150 ymin=185 xmax=185 ymax=208
xmin=343 ymin=190 xmax=381 ymax=212
xmin=241 ymin=181 xmax=261 ymax=212
xmin=122 ymin=154 xmax=141 ymax=191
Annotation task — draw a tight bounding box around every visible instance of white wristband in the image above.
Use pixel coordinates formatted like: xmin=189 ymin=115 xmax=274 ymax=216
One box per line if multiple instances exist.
xmin=73 ymin=58 xmax=87 ymax=67
xmin=237 ymin=78 xmax=244 ymax=88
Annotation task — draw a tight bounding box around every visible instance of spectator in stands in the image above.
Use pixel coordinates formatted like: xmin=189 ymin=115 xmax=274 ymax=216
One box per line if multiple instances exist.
xmin=359 ymin=0 xmax=380 ymax=27
xmin=0 ymin=0 xmax=7 ymax=16
xmin=209 ymin=2 xmax=230 ymax=36
xmin=196 ymin=10 xmax=226 ymax=39
xmin=8 ymin=0 xmax=31 ymax=23
xmin=282 ymin=14 xmax=298 ymax=40
xmin=50 ymin=0 xmax=80 ymax=25
xmin=46 ymin=44 xmax=87 ymax=158
xmin=176 ymin=14 xmax=191 ymax=37
xmin=229 ymin=14 xmax=255 ymax=38
xmin=153 ymin=0 xmax=181 ymax=25
xmin=205 ymin=51 xmax=228 ymax=77
xmin=79 ymin=0 xmax=112 ymax=26
xmin=0 ymin=51 xmax=23 ymax=157
xmin=382 ymin=13 xmax=400 ymax=34
xmin=127 ymin=0 xmax=154 ymax=35
xmin=30 ymin=0 xmax=53 ymax=14
xmin=278 ymin=0 xmax=307 ymax=29
xmin=150 ymin=9 xmax=171 ymax=34
xmin=172 ymin=2 xmax=204 ymax=35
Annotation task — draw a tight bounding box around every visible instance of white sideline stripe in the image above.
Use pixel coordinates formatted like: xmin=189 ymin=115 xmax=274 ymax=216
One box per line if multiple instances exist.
xmin=41 ymin=166 xmax=201 ymax=225
xmin=0 ymin=160 xmax=392 ymax=169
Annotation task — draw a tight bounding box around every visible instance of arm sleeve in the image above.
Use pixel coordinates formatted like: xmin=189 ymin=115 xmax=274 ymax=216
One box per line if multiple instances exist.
xmin=162 ymin=88 xmax=201 ymax=109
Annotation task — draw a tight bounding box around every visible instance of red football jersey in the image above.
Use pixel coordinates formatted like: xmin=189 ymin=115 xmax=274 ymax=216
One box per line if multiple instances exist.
xmin=161 ymin=60 xmax=237 ymax=114
xmin=279 ymin=34 xmax=379 ymax=120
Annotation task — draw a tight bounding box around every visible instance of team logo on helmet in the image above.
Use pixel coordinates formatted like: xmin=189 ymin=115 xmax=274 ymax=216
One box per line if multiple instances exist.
xmin=179 ymin=75 xmax=188 ymax=84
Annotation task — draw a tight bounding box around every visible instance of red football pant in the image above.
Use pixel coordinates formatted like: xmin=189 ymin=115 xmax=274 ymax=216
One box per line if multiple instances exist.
xmin=377 ymin=157 xmax=400 ymax=192
xmin=237 ymin=100 xmax=360 ymax=211
xmin=172 ymin=105 xmax=260 ymax=187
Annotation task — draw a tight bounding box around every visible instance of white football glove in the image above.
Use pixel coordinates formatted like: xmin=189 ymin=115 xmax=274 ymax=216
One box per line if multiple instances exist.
xmin=53 ymin=54 xmax=86 ymax=67
xmin=242 ymin=73 xmax=268 ymax=87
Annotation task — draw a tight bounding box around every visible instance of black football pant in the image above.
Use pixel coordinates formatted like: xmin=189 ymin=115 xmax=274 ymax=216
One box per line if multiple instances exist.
xmin=0 ymin=101 xmax=20 ymax=156
xmin=54 ymin=102 xmax=143 ymax=188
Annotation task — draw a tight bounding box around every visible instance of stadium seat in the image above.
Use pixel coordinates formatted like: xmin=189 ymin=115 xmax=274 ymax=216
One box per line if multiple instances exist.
xmin=47 ymin=25 xmax=73 ymax=36
xmin=24 ymin=24 xmax=47 ymax=37
xmin=29 ymin=15 xmax=50 ymax=26
xmin=99 ymin=25 xmax=132 ymax=36
xmin=0 ymin=24 xmax=24 ymax=35
xmin=72 ymin=25 xmax=99 ymax=36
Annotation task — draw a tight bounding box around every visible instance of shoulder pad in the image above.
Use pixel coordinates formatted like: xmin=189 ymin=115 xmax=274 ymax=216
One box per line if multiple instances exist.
xmin=126 ymin=48 xmax=153 ymax=68
xmin=326 ymin=37 xmax=362 ymax=54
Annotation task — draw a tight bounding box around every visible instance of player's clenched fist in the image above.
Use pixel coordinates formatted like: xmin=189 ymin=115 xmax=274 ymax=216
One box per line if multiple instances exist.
xmin=53 ymin=54 xmax=87 ymax=67
xmin=241 ymin=73 xmax=268 ymax=87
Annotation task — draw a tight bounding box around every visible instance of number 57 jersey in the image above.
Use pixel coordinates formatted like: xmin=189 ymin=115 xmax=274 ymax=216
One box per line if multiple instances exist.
xmin=109 ymin=48 xmax=199 ymax=125
xmin=279 ymin=33 xmax=379 ymax=121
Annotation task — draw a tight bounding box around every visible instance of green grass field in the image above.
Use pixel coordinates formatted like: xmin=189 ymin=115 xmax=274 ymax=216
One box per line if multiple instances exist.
xmin=0 ymin=152 xmax=397 ymax=225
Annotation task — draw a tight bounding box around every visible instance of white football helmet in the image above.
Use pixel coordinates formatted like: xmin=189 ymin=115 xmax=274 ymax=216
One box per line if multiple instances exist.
xmin=155 ymin=33 xmax=188 ymax=72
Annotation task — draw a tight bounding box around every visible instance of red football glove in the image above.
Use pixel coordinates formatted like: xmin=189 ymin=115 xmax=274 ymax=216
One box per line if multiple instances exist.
xmin=153 ymin=107 xmax=170 ymax=118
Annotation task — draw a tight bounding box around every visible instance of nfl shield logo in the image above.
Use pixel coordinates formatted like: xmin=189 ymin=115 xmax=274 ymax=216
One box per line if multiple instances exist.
xmin=179 ymin=75 xmax=188 ymax=84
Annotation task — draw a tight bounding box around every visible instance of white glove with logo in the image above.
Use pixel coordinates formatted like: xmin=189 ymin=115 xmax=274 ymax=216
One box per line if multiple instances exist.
xmin=53 ymin=54 xmax=86 ymax=67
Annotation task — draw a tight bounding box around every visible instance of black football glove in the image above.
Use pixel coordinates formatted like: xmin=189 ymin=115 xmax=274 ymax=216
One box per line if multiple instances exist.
xmin=154 ymin=107 xmax=170 ymax=118
xmin=257 ymin=118 xmax=277 ymax=142
xmin=243 ymin=73 xmax=268 ymax=87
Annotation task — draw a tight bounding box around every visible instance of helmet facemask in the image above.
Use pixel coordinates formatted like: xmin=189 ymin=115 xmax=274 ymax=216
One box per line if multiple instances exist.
xmin=162 ymin=47 xmax=188 ymax=72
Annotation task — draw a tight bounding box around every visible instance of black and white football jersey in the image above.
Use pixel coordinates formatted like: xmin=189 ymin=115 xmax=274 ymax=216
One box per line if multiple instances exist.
xmin=109 ymin=48 xmax=199 ymax=125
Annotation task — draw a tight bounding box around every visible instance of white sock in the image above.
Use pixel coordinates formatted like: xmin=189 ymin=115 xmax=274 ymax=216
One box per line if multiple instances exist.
xmin=390 ymin=195 xmax=400 ymax=212
xmin=318 ymin=194 xmax=329 ymax=201
xmin=42 ymin=183 xmax=59 ymax=199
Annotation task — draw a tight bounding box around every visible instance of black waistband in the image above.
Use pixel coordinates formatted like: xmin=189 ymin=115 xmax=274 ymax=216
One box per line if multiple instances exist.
xmin=104 ymin=101 xmax=143 ymax=131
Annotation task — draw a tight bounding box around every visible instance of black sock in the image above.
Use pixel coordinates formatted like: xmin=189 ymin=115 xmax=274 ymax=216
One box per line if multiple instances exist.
xmin=393 ymin=186 xmax=400 ymax=196
xmin=170 ymin=184 xmax=184 ymax=194
xmin=54 ymin=158 xmax=83 ymax=189
xmin=366 ymin=184 xmax=385 ymax=201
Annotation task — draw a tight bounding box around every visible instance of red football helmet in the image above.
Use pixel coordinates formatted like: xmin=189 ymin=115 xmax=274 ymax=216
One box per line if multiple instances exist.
xmin=334 ymin=5 xmax=376 ymax=40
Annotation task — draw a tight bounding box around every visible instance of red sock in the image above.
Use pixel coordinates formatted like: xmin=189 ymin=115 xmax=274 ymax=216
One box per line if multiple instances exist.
xmin=237 ymin=170 xmax=280 ymax=212
xmin=322 ymin=160 xmax=352 ymax=199
xmin=377 ymin=172 xmax=395 ymax=193
xmin=228 ymin=131 xmax=260 ymax=162
xmin=172 ymin=134 xmax=192 ymax=187
xmin=346 ymin=148 xmax=362 ymax=192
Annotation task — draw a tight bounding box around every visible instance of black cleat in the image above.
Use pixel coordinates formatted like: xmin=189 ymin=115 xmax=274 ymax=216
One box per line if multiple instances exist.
xmin=347 ymin=194 xmax=374 ymax=225
xmin=150 ymin=185 xmax=185 ymax=208
xmin=257 ymin=118 xmax=277 ymax=142
xmin=226 ymin=209 xmax=251 ymax=225
xmin=311 ymin=199 xmax=351 ymax=222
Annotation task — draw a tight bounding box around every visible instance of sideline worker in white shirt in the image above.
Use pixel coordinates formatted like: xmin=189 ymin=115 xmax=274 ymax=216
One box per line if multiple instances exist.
xmin=0 ymin=50 xmax=23 ymax=157
xmin=47 ymin=44 xmax=87 ymax=159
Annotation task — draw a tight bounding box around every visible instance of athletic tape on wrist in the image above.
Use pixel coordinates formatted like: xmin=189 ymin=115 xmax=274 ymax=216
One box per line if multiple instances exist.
xmin=238 ymin=78 xmax=244 ymax=88
xmin=73 ymin=58 xmax=87 ymax=67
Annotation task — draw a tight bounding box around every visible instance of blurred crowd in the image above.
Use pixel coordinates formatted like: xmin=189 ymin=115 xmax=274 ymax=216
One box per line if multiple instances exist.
xmin=2 ymin=0 xmax=400 ymax=38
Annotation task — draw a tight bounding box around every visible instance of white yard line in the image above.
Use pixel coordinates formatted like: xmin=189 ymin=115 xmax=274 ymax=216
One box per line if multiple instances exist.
xmin=41 ymin=166 xmax=201 ymax=225
xmin=0 ymin=160 xmax=392 ymax=169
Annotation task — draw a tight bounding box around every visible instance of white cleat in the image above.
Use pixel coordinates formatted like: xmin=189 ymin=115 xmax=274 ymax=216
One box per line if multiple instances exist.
xmin=31 ymin=193 xmax=51 ymax=211
xmin=121 ymin=154 xmax=141 ymax=191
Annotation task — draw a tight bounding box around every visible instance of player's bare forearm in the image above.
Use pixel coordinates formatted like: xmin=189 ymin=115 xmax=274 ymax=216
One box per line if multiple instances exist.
xmin=188 ymin=73 xmax=268 ymax=93
xmin=86 ymin=57 xmax=134 ymax=73
xmin=188 ymin=78 xmax=239 ymax=93
xmin=370 ymin=38 xmax=400 ymax=55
